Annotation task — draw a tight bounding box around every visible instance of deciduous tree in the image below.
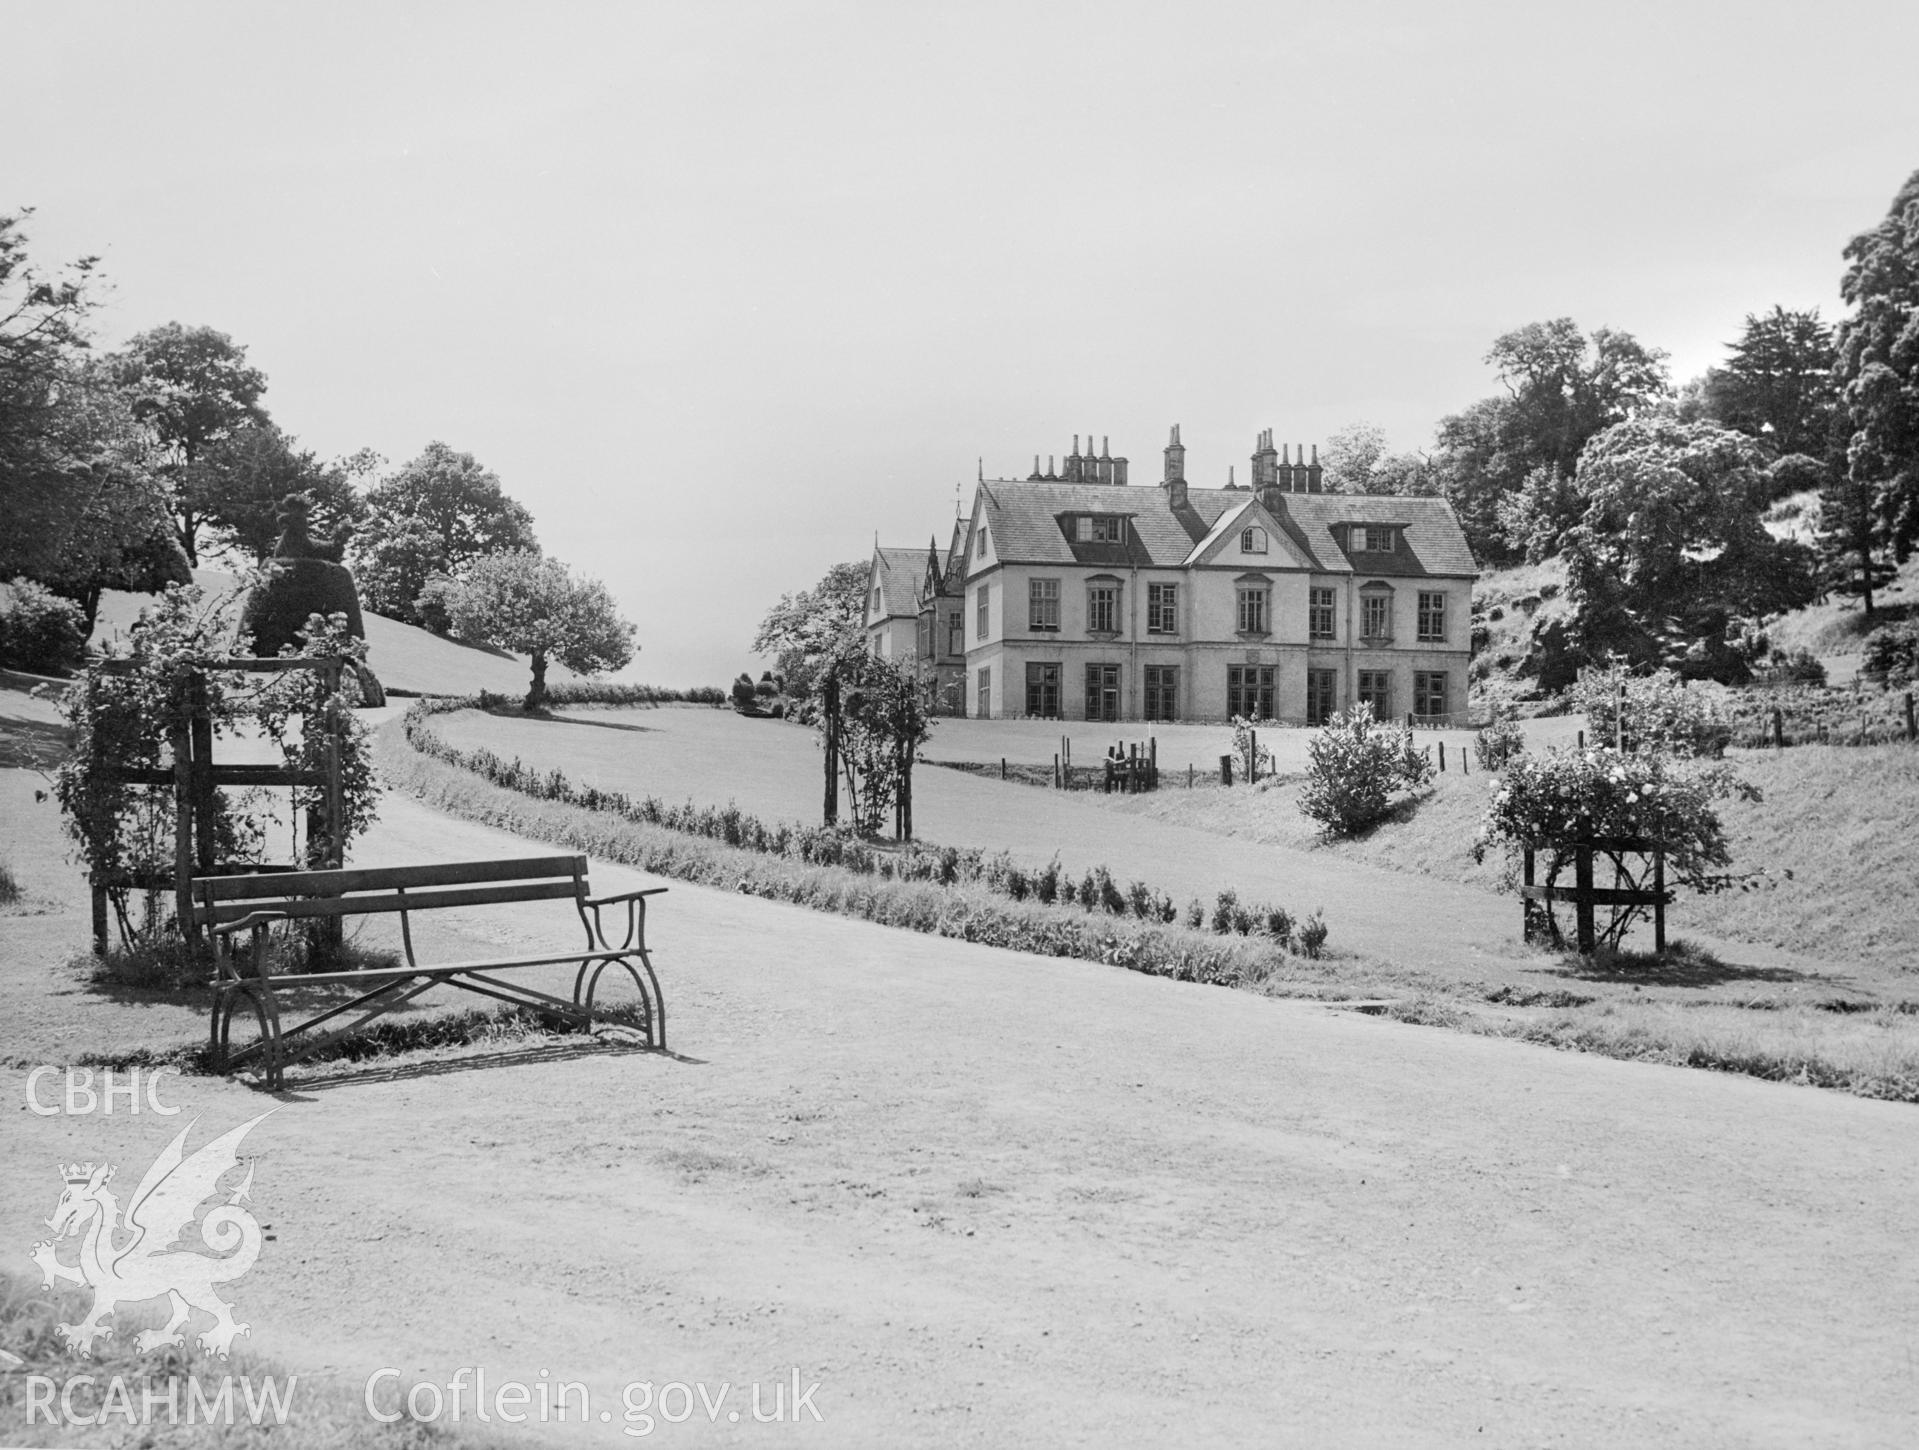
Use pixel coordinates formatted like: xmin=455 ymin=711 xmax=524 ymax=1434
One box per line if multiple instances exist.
xmin=1560 ymin=418 xmax=1816 ymax=677
xmin=189 ymin=426 xmax=373 ymax=564
xmin=352 ymin=442 xmax=539 ymax=624
xmin=1433 ymin=320 xmax=1670 ymax=563
xmin=438 ymin=550 xmax=634 ymax=710
xmin=752 ymin=559 xmax=869 ymax=704
xmin=1836 ymin=168 xmax=1919 ymax=566
xmin=108 ymin=323 xmax=270 ymax=564
xmin=0 ymin=215 xmax=184 ymax=623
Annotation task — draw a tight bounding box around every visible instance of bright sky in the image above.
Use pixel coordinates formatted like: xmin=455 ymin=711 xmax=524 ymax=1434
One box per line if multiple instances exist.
xmin=7 ymin=1 xmax=1915 ymax=685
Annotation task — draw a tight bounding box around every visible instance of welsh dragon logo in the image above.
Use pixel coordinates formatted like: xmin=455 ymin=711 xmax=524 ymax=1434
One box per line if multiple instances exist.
xmin=29 ymin=1113 xmax=270 ymax=1358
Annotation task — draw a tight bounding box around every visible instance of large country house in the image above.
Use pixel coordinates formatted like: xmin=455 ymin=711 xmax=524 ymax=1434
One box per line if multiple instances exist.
xmin=864 ymin=522 xmax=968 ymax=715
xmin=867 ymin=428 xmax=1476 ymax=724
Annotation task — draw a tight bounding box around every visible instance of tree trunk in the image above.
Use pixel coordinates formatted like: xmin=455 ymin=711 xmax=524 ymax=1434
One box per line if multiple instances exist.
xmin=822 ymin=670 xmax=839 ymax=825
xmin=525 ymin=649 xmax=549 ymax=712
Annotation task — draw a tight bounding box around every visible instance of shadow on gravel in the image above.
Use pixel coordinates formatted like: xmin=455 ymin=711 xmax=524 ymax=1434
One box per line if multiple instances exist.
xmin=285 ymin=1032 xmax=695 ymax=1093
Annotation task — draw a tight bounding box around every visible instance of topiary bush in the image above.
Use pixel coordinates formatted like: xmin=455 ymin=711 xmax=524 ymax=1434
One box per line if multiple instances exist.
xmin=1299 ymin=706 xmax=1435 ymax=837
xmin=0 ymin=578 xmax=88 ymax=674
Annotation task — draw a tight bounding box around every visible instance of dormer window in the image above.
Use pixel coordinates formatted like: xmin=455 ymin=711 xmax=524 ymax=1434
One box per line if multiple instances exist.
xmin=1240 ymin=527 xmax=1268 ymax=554
xmin=977 ymin=527 xmax=990 ymax=559
xmin=1075 ymin=515 xmax=1124 ymax=544
xmin=1350 ymin=524 xmax=1395 ymax=553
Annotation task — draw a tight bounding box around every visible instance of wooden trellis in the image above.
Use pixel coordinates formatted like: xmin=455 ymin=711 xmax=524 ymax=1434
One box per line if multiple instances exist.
xmin=90 ymin=656 xmax=349 ymax=952
xmin=1519 ymin=826 xmax=1671 ymax=955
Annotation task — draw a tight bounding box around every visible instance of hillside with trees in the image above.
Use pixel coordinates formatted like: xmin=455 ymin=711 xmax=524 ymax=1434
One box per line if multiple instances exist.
xmin=0 ymin=210 xmax=635 ymax=689
xmin=1317 ymin=168 xmax=1919 ymax=703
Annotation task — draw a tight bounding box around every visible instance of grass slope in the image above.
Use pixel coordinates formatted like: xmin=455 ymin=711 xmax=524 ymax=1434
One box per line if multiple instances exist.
xmin=90 ymin=568 xmax=583 ymax=697
xmin=391 ymin=702 xmax=1919 ymax=1100
xmin=1109 ymin=743 xmax=1919 ymax=979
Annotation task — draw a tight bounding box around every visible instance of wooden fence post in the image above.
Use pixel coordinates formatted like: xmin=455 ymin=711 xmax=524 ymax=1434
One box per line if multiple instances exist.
xmin=1521 ymin=846 xmax=1537 ymax=943
xmin=1906 ymin=692 xmax=1916 ymax=742
xmin=1653 ymin=850 xmax=1667 ymax=952
xmin=1000 ymin=756 xmax=1007 ymax=780
xmin=1219 ymin=754 xmax=1233 ymax=787
xmin=1438 ymin=741 xmax=1446 ymax=772
xmin=1574 ymin=817 xmax=1596 ymax=954
xmin=1772 ymin=706 xmax=1785 ymax=749
xmin=1247 ymin=729 xmax=1258 ymax=785
xmin=822 ymin=670 xmax=839 ymax=825
xmin=170 ymin=713 xmax=194 ymax=943
xmin=324 ymin=661 xmax=347 ymax=869
xmin=188 ymin=672 xmax=215 ymax=874
xmin=900 ymin=735 xmax=913 ymax=840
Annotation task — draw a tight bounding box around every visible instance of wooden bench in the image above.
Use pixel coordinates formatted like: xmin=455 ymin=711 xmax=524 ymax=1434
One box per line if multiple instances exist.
xmin=190 ymin=854 xmax=666 ymax=1089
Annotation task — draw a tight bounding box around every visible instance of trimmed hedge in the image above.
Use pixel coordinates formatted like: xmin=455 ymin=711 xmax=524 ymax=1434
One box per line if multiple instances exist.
xmin=401 ymin=696 xmax=1322 ymax=953
xmin=381 ymin=705 xmax=1332 ymax=991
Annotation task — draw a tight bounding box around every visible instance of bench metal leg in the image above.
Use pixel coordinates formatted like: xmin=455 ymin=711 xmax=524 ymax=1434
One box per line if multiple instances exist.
xmin=576 ymin=951 xmax=665 ymax=1049
xmin=214 ymin=985 xmax=284 ymax=1091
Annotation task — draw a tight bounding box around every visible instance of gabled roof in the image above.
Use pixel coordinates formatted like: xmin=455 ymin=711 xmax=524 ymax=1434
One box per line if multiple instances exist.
xmin=869 ymin=546 xmax=925 ymax=621
xmin=1280 ymin=492 xmax=1479 ymax=578
xmin=968 ymin=479 xmax=1477 ymax=577
xmin=945 ymin=518 xmax=968 ymax=583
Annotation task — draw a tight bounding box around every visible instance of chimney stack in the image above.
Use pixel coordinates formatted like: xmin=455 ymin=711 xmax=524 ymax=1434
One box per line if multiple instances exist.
xmin=1163 ymin=424 xmax=1186 ymax=487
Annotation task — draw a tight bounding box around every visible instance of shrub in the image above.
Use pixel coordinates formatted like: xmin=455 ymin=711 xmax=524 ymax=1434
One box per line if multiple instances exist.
xmin=1571 ymin=665 xmax=1730 ymax=757
xmin=1298 ymin=706 xmax=1435 ymax=837
xmin=1229 ymin=715 xmax=1275 ymax=779
xmin=1474 ymin=713 xmax=1527 ymax=772
xmin=1034 ymin=856 xmax=1062 ymax=905
xmin=52 ymin=591 xmax=381 ymax=948
xmin=1862 ymin=622 xmax=1919 ymax=686
xmin=1751 ymin=647 xmax=1827 ymax=688
xmin=0 ymin=578 xmax=87 ymax=674
xmin=1184 ymin=898 xmax=1205 ymax=929
xmin=1297 ymin=910 xmax=1328 ymax=958
xmin=1211 ymin=887 xmax=1239 ymax=934
xmin=1471 ymin=744 xmax=1758 ymax=950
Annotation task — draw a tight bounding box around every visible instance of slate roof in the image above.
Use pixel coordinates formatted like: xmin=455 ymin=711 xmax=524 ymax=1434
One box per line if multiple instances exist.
xmin=973 ymin=481 xmax=1476 ymax=578
xmin=870 ymin=546 xmax=925 ymax=619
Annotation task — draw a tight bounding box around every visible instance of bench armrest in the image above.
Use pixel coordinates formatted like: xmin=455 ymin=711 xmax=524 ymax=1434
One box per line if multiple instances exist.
xmin=581 ymin=887 xmax=669 ymax=908
xmin=212 ymin=910 xmax=287 ymax=937
xmin=209 ymin=911 xmax=283 ymax=988
xmin=579 ymin=887 xmax=665 ymax=953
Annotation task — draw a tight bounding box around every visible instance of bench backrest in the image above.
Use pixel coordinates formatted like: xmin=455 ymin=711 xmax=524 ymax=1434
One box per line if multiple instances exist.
xmin=190 ymin=854 xmax=590 ymax=927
